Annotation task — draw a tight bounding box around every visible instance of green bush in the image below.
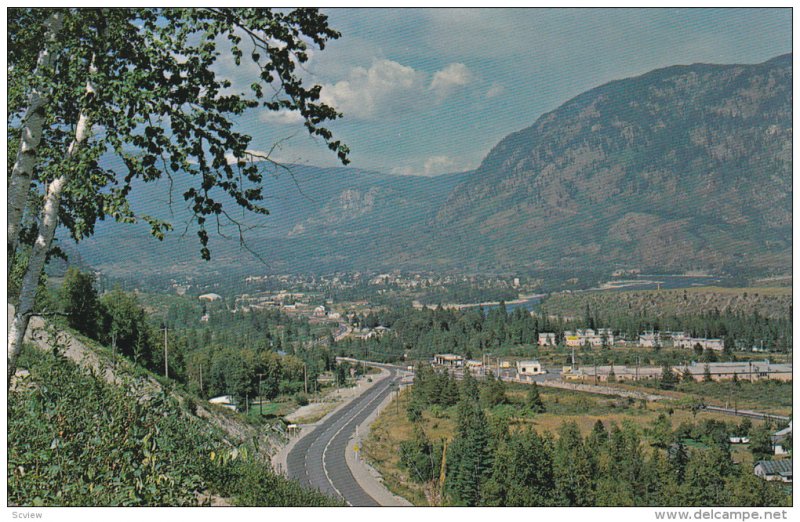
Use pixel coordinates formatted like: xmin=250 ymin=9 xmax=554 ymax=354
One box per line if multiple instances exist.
xmin=294 ymin=393 xmax=309 ymax=406
xmin=8 ymin=349 xmax=339 ymax=506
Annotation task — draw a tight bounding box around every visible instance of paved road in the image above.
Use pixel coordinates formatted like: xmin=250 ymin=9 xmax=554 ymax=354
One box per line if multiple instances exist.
xmin=286 ymin=364 xmax=402 ymax=506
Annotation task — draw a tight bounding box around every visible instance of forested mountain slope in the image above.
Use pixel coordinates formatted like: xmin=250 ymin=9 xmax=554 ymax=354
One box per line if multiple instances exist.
xmin=429 ymin=54 xmax=792 ymax=275
xmin=75 ymin=55 xmax=791 ymax=280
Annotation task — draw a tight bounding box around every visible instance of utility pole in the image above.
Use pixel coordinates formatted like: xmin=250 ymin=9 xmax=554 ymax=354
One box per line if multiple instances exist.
xmin=304 ymin=363 xmax=308 ymax=394
xmin=257 ymin=373 xmax=265 ymax=416
xmin=162 ymin=324 xmax=169 ymax=379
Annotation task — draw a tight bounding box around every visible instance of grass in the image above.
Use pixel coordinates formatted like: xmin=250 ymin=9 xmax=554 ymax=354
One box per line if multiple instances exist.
xmin=362 ymin=383 xmax=761 ymax=506
xmin=608 ymin=379 xmax=792 ymax=416
xmin=362 ymin=389 xmax=442 ymax=506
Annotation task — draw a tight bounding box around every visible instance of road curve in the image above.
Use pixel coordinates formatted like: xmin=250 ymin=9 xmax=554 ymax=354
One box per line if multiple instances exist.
xmin=286 ymin=364 xmax=402 ymax=506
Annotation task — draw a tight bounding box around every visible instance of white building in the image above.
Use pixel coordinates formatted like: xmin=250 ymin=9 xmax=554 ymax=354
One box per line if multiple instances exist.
xmin=433 ymin=354 xmax=464 ymax=367
xmin=672 ymin=334 xmax=724 ymax=351
xmin=538 ymin=332 xmax=556 ymax=346
xmin=208 ymin=395 xmax=238 ymax=412
xmin=516 ymin=360 xmax=544 ymax=376
xmin=639 ymin=332 xmax=661 ymax=348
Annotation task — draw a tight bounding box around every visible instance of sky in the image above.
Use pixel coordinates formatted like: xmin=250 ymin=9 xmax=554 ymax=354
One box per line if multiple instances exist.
xmin=229 ymin=8 xmax=792 ymax=177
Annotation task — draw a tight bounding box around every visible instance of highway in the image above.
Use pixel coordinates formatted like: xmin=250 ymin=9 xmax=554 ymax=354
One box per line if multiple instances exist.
xmin=286 ymin=363 xmax=403 ymax=506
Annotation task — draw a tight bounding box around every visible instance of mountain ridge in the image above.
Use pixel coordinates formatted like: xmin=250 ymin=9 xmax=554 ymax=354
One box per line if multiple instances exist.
xmin=74 ymin=54 xmax=792 ymax=281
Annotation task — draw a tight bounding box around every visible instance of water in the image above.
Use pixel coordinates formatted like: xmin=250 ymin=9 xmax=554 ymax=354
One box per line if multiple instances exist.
xmin=593 ymin=274 xmax=728 ymax=292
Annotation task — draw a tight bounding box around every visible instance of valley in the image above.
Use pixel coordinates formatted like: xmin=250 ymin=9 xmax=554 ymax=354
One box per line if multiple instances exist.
xmin=7 ymin=8 xmax=792 ymax=511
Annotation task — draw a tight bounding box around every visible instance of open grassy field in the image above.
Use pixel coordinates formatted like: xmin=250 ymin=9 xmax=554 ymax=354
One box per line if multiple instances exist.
xmin=362 ymin=383 xmax=761 ymax=506
xmin=607 ymin=378 xmax=792 ymax=416
xmin=541 ymin=286 xmax=792 ymax=320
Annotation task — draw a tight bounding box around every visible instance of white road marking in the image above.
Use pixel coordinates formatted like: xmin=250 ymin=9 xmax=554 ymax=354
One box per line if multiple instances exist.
xmin=320 ymin=371 xmax=398 ymax=505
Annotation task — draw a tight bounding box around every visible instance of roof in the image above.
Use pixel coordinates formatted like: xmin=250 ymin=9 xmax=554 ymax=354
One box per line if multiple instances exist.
xmin=209 ymin=395 xmax=237 ymax=405
xmin=755 ymin=460 xmax=793 ymax=475
xmin=517 ymin=360 xmax=541 ymax=365
xmin=680 ymin=361 xmax=793 ymax=375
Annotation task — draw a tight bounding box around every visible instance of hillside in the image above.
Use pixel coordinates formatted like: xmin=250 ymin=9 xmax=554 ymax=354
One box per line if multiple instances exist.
xmin=7 ymin=307 xmax=340 ymax=506
xmin=541 ymin=286 xmax=793 ymax=322
xmin=73 ymin=163 xmax=466 ymax=278
xmin=73 ymin=55 xmax=792 ymax=281
xmin=430 ymin=54 xmax=792 ymax=275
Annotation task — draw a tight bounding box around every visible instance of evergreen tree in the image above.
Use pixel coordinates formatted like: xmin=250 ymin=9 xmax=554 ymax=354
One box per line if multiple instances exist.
xmin=481 ymin=428 xmax=554 ymax=506
xmin=446 ymin=371 xmax=492 ymax=506
xmin=480 ymin=372 xmax=508 ymax=408
xmin=659 ymin=363 xmax=677 ymax=390
xmin=553 ymin=421 xmax=595 ymax=506
xmin=525 ymin=382 xmax=546 ymax=414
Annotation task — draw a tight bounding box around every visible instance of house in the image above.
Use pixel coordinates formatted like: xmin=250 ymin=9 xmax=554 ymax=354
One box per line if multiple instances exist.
xmin=772 ymin=422 xmax=793 ymax=455
xmin=754 ymin=460 xmax=792 ymax=482
xmin=564 ymin=332 xmax=581 ymax=347
xmin=564 ymin=328 xmax=615 ymax=347
xmin=199 ymin=293 xmax=222 ymax=302
xmin=433 ymin=354 xmax=464 ymax=368
xmin=313 ymin=305 xmax=327 ymax=317
xmin=639 ymin=332 xmax=661 ymax=348
xmin=538 ymin=332 xmax=556 ymax=346
xmin=516 ymin=360 xmax=544 ymax=376
xmin=672 ymin=334 xmax=724 ymax=351
xmin=466 ymin=360 xmax=484 ymax=370
xmin=208 ymin=395 xmax=238 ymax=412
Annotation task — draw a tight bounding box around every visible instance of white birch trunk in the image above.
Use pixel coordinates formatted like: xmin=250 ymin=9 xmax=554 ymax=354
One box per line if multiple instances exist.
xmin=8 ymin=62 xmax=95 ymax=385
xmin=7 ymin=12 xmax=64 ymax=258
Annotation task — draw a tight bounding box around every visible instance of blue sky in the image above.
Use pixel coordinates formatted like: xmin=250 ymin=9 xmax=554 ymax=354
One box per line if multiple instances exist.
xmin=231 ymin=8 xmax=791 ymax=177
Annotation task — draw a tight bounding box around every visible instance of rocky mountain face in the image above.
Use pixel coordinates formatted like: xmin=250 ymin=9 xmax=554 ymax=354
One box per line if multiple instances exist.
xmin=430 ymin=54 xmax=792 ymax=275
xmin=76 ymin=55 xmax=791 ymax=280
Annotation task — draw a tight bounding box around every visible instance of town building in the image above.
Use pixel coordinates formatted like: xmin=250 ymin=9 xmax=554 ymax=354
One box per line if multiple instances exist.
xmin=754 ymin=460 xmax=792 ymax=482
xmin=563 ymin=364 xmax=662 ymax=382
xmin=563 ymin=328 xmax=615 ymax=348
xmin=433 ymin=353 xmax=464 ymax=368
xmin=516 ymin=360 xmax=544 ymax=376
xmin=208 ymin=395 xmax=238 ymax=412
xmin=538 ymin=332 xmax=556 ymax=346
xmin=198 ymin=293 xmax=222 ymax=302
xmin=673 ymin=360 xmax=792 ymax=382
xmin=672 ymin=334 xmax=724 ymax=351
xmin=639 ymin=332 xmax=661 ymax=348
xmin=772 ymin=422 xmax=793 ymax=455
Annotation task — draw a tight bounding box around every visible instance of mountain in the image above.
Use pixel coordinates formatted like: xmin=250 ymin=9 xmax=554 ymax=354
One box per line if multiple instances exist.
xmin=428 ymin=54 xmax=792 ymax=275
xmin=72 ymin=163 xmax=467 ymax=278
xmin=74 ymin=54 xmax=792 ymax=281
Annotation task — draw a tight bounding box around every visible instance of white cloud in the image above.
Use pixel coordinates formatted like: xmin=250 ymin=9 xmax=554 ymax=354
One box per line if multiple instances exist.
xmin=486 ymin=82 xmax=505 ymax=99
xmin=319 ymin=59 xmax=475 ymax=120
xmin=391 ymin=155 xmax=472 ymax=177
xmin=320 ymin=59 xmax=426 ymax=120
xmin=390 ymin=165 xmax=416 ymax=176
xmin=422 ymin=155 xmax=459 ymax=176
xmin=259 ymin=110 xmax=305 ymax=125
xmin=430 ymin=63 xmax=473 ymax=98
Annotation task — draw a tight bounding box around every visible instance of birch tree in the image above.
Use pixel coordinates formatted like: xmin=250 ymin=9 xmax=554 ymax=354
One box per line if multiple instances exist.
xmin=7 ymin=8 xmax=349 ymax=383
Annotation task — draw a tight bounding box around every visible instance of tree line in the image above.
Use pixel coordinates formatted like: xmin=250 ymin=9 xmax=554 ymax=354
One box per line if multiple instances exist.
xmin=53 ymin=267 xmax=347 ymax=405
xmin=398 ymin=368 xmax=789 ymax=507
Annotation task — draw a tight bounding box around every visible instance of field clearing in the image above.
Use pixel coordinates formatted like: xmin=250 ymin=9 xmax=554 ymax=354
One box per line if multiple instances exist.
xmin=602 ymin=379 xmax=793 ymax=417
xmin=680 ymin=286 xmax=792 ymax=296
xmin=362 ymin=384 xmax=764 ymax=506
